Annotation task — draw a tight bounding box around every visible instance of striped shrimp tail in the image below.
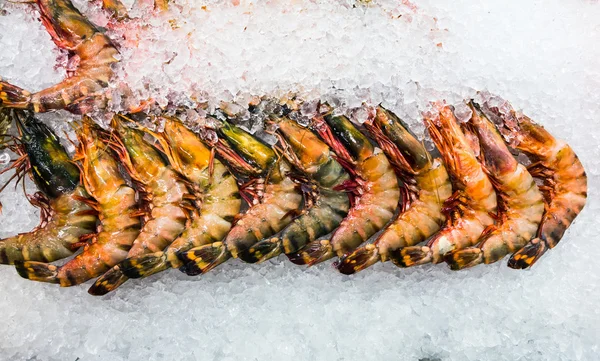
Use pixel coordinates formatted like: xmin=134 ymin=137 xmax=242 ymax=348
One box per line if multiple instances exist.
xmin=14 ymin=261 xmax=59 ymax=284
xmin=0 ymin=79 xmax=31 ymax=109
xmin=237 ymin=238 xmax=282 ymax=264
xmin=87 ymin=266 xmax=128 ymax=296
xmin=507 ymin=238 xmax=548 ymax=269
xmin=336 ymin=245 xmax=380 ymax=275
xmin=177 ymin=242 xmax=230 ymax=275
xmin=120 ymin=252 xmax=169 ymax=279
xmin=444 ymin=248 xmax=483 ymax=270
xmin=287 ymin=240 xmax=334 ymax=266
xmin=389 ymin=246 xmax=433 ymax=268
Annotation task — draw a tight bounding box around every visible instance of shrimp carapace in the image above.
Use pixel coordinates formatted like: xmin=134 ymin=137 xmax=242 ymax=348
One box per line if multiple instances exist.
xmin=482 ymin=100 xmax=587 ymax=269
xmin=235 ymin=116 xmax=351 ymax=263
xmin=178 ymin=123 xmax=302 ymax=275
xmin=119 ymin=117 xmax=241 ymax=279
xmin=444 ymin=102 xmax=544 ymax=270
xmin=288 ymin=112 xmax=399 ymax=266
xmin=16 ymin=117 xmax=142 ymax=286
xmin=393 ymin=104 xmax=497 ymax=267
xmin=0 ymin=0 xmax=119 ymax=114
xmin=337 ymin=106 xmax=452 ymax=274
xmin=88 ymin=116 xmax=190 ymax=295
xmin=0 ymin=111 xmax=97 ymax=265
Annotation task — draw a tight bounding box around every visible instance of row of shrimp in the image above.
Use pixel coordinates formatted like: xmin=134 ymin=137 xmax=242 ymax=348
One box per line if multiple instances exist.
xmin=0 ymin=92 xmax=587 ymax=295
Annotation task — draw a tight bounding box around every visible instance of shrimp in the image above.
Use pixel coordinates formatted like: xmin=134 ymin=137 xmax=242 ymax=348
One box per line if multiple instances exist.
xmin=15 ymin=117 xmax=142 ymax=286
xmin=396 ymin=103 xmax=497 ymax=267
xmin=88 ymin=115 xmax=191 ymax=295
xmin=337 ymin=106 xmax=452 ymax=274
xmin=444 ymin=102 xmax=544 ymax=269
xmin=235 ymin=116 xmax=351 ymax=263
xmin=0 ymin=111 xmax=97 ymax=264
xmin=118 ymin=116 xmax=241 ymax=279
xmin=482 ymin=100 xmax=587 ymax=269
xmin=288 ymin=112 xmax=400 ymax=266
xmin=0 ymin=0 xmax=119 ymax=114
xmin=178 ymin=122 xmax=303 ymax=275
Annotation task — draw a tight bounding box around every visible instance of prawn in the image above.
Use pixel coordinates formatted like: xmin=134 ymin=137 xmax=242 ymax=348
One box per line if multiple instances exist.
xmin=15 ymin=117 xmax=142 ymax=286
xmin=236 ymin=116 xmax=351 ymax=263
xmin=88 ymin=115 xmax=191 ymax=295
xmin=119 ymin=116 xmax=241 ymax=279
xmin=396 ymin=103 xmax=497 ymax=267
xmin=482 ymin=99 xmax=587 ymax=269
xmin=444 ymin=102 xmax=544 ymax=269
xmin=337 ymin=106 xmax=452 ymax=274
xmin=288 ymin=112 xmax=400 ymax=266
xmin=0 ymin=0 xmax=119 ymax=114
xmin=0 ymin=111 xmax=97 ymax=264
xmin=178 ymin=122 xmax=303 ymax=275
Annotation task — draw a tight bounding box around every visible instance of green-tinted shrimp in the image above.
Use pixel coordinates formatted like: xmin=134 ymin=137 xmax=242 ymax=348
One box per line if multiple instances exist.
xmin=119 ymin=116 xmax=241 ymax=279
xmin=0 ymin=111 xmax=97 ymax=264
xmin=178 ymin=123 xmax=303 ymax=275
xmin=15 ymin=117 xmax=142 ymax=286
xmin=88 ymin=115 xmax=191 ymax=295
xmin=236 ymin=117 xmax=351 ymax=263
xmin=288 ymin=113 xmax=400 ymax=265
xmin=337 ymin=106 xmax=452 ymax=274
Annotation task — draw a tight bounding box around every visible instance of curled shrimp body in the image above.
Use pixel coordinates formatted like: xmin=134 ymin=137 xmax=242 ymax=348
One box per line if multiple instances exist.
xmin=397 ymin=104 xmax=497 ymax=267
xmin=288 ymin=113 xmax=400 ymax=266
xmin=119 ymin=117 xmax=241 ymax=279
xmin=444 ymin=103 xmax=544 ymax=270
xmin=0 ymin=111 xmax=97 ymax=264
xmin=15 ymin=118 xmax=142 ymax=286
xmin=484 ymin=102 xmax=587 ymax=269
xmin=337 ymin=106 xmax=452 ymax=274
xmin=0 ymin=0 xmax=119 ymax=114
xmin=178 ymin=123 xmax=303 ymax=275
xmin=236 ymin=117 xmax=351 ymax=263
xmin=88 ymin=116 xmax=191 ymax=295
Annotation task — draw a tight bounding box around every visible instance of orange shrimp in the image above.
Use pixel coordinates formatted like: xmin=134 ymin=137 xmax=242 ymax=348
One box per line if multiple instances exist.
xmin=482 ymin=100 xmax=587 ymax=269
xmin=0 ymin=0 xmax=119 ymax=114
xmin=396 ymin=103 xmax=497 ymax=267
xmin=337 ymin=106 xmax=452 ymax=274
xmin=88 ymin=115 xmax=191 ymax=295
xmin=15 ymin=117 xmax=142 ymax=286
xmin=444 ymin=102 xmax=544 ymax=269
xmin=288 ymin=112 xmax=400 ymax=265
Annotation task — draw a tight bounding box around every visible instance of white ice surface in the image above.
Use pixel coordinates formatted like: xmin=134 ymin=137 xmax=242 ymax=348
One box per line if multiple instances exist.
xmin=0 ymin=0 xmax=599 ymax=360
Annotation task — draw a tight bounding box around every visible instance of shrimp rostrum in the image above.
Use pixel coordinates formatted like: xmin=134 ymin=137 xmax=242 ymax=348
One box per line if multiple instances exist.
xmin=288 ymin=112 xmax=400 ymax=266
xmin=483 ymin=99 xmax=587 ymax=269
xmin=444 ymin=102 xmax=544 ymax=270
xmin=337 ymin=106 xmax=452 ymax=274
xmin=178 ymin=122 xmax=303 ymax=275
xmin=119 ymin=116 xmax=241 ymax=279
xmin=0 ymin=0 xmax=118 ymax=114
xmin=15 ymin=117 xmax=142 ymax=286
xmin=396 ymin=103 xmax=497 ymax=267
xmin=0 ymin=110 xmax=97 ymax=264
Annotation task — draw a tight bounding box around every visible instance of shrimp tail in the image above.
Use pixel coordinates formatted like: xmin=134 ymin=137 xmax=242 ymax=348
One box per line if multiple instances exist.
xmin=286 ymin=240 xmax=334 ymax=266
xmin=14 ymin=261 xmax=59 ymax=284
xmin=507 ymin=238 xmax=548 ymax=269
xmin=0 ymin=80 xmax=31 ymax=109
xmin=237 ymin=239 xmax=282 ymax=264
xmin=87 ymin=266 xmax=128 ymax=296
xmin=336 ymin=245 xmax=380 ymax=275
xmin=177 ymin=242 xmax=230 ymax=275
xmin=119 ymin=253 xmax=168 ymax=279
xmin=390 ymin=246 xmax=433 ymax=268
xmin=444 ymin=248 xmax=483 ymax=270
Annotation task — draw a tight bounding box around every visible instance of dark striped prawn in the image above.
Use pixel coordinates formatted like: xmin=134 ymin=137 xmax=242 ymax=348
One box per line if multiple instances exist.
xmin=118 ymin=116 xmax=241 ymax=279
xmin=337 ymin=106 xmax=452 ymax=274
xmin=15 ymin=117 xmax=142 ymax=286
xmin=178 ymin=122 xmax=303 ymax=275
xmin=288 ymin=112 xmax=400 ymax=266
xmin=88 ymin=115 xmax=191 ymax=295
xmin=0 ymin=111 xmax=97 ymax=264
xmin=482 ymin=100 xmax=587 ymax=269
